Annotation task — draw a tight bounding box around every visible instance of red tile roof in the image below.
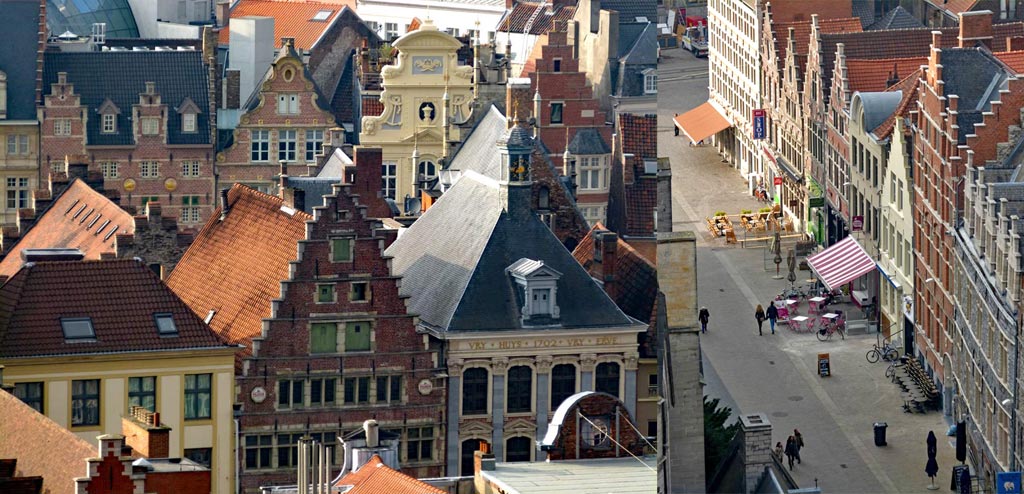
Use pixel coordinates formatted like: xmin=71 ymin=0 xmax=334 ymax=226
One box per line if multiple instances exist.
xmin=0 ymin=392 xmax=94 ymax=494
xmin=500 ymin=2 xmax=576 ymax=36
xmin=624 ymin=168 xmax=657 ymax=237
xmin=218 ymin=0 xmax=355 ymax=50
xmin=941 ymin=0 xmax=979 ymax=15
xmin=995 ymin=50 xmax=1024 ymax=73
xmin=166 ymin=184 xmax=311 ymax=354
xmin=0 ymin=179 xmax=134 ymax=279
xmin=845 ymin=57 xmax=927 ymax=93
xmin=872 ymin=68 xmax=921 ymax=140
xmin=362 ymin=96 xmax=384 ymax=119
xmin=618 ymin=113 xmax=656 ymax=160
xmin=773 ymin=17 xmax=862 ymax=67
xmin=0 ymin=259 xmax=230 ymax=358
xmin=337 ymin=455 xmax=446 ymax=494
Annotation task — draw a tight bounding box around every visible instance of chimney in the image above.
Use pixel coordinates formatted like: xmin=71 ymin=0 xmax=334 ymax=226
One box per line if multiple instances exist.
xmin=958 ymin=11 xmax=993 ymax=49
xmin=364 ymin=420 xmax=379 ymax=448
xmin=1008 ymin=36 xmax=1024 ymax=51
xmin=599 ymin=231 xmax=618 ymax=299
xmin=216 ymin=0 xmax=231 ymax=27
xmin=473 ymin=441 xmax=495 ymax=478
xmin=739 ymin=414 xmax=773 ymax=494
xmin=885 ymin=63 xmax=901 ymax=88
xmin=122 ymin=407 xmax=171 ymax=459
xmin=505 ymin=0 xmax=514 ymax=11
xmin=353 ymin=147 xmax=393 ymax=218
xmin=219 ymin=188 xmax=231 ymax=220
xmin=66 ymin=160 xmax=89 ymax=181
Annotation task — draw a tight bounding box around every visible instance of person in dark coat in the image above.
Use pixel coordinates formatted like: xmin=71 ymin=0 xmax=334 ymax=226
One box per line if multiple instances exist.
xmin=766 ymin=302 xmax=779 ymax=334
xmin=755 ymin=304 xmax=766 ymax=336
xmin=793 ymin=429 xmax=804 ymax=464
xmin=698 ymin=306 xmax=710 ymax=333
xmin=784 ymin=436 xmax=798 ymax=470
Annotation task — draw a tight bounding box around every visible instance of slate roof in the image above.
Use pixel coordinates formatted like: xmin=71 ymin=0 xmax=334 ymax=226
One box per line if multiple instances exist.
xmin=0 ymin=259 xmax=231 ymax=358
xmin=995 ymin=50 xmax=1024 ymax=74
xmin=42 ymin=51 xmax=212 ymax=146
xmin=866 ymin=6 xmax=924 ymax=31
xmin=2 ymin=0 xmax=42 ymax=121
xmin=872 ymin=68 xmax=921 ymax=140
xmin=385 ymin=171 xmax=640 ymax=332
xmin=618 ymin=113 xmax=657 ymax=159
xmin=166 ymin=184 xmax=312 ymax=352
xmin=447 ymin=105 xmax=510 ymax=179
xmin=337 ymin=455 xmax=445 ymax=494
xmin=619 ymin=22 xmax=658 ymax=65
xmin=845 ymin=57 xmax=927 ymax=93
xmin=939 ymin=48 xmax=1011 ymax=143
xmin=618 ymin=23 xmax=649 ymax=59
xmin=572 ymin=223 xmax=657 ymax=328
xmin=218 ymin=0 xmax=355 ymax=50
xmin=568 ymin=128 xmax=612 ymax=155
xmin=0 ymin=179 xmax=135 ymax=279
xmin=601 ymin=0 xmax=657 ymax=24
xmin=499 ymin=2 xmax=577 ymax=35
xmin=0 ymin=391 xmax=94 ymax=494
xmin=243 ymin=43 xmax=335 ymax=116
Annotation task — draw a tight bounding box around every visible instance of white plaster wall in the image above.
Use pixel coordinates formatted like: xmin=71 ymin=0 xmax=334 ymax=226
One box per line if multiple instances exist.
xmin=356 ymin=0 xmax=503 ymax=41
xmin=103 ymin=378 xmax=125 ymax=436
xmin=159 ymin=374 xmax=182 ymax=455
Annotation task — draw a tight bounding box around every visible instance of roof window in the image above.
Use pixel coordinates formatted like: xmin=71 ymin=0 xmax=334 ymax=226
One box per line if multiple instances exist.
xmin=61 ymin=317 xmax=96 ymax=341
xmin=312 ymin=10 xmax=332 ymax=21
xmin=155 ymin=313 xmax=178 ymax=336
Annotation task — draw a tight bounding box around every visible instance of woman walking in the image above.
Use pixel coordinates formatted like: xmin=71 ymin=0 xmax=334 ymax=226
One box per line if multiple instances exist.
xmin=784 ymin=436 xmax=799 ymax=470
xmin=755 ymin=304 xmax=766 ymax=336
xmin=793 ymin=429 xmax=804 ymax=464
xmin=699 ymin=306 xmax=710 ymax=333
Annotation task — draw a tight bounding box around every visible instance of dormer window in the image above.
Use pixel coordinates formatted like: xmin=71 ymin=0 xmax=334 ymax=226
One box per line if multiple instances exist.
xmin=183 ymin=112 xmax=196 ymax=132
xmin=0 ymin=70 xmax=7 ymax=119
xmin=61 ymin=317 xmax=96 ymax=341
xmin=102 ymin=113 xmax=116 ymax=133
xmin=507 ymin=258 xmax=562 ymax=323
xmin=643 ymin=69 xmax=658 ymax=94
xmin=154 ymin=313 xmax=178 ymax=336
xmin=176 ymin=97 xmax=201 ymax=134
xmin=578 ymin=155 xmax=610 ymax=191
xmin=97 ymin=98 xmax=120 ymax=134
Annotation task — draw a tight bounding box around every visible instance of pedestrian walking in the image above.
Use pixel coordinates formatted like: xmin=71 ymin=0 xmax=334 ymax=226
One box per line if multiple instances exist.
xmin=674 ymin=113 xmax=680 ymax=136
xmin=793 ymin=429 xmax=804 ymax=464
xmin=766 ymin=302 xmax=779 ymax=334
xmin=773 ymin=441 xmax=783 ymax=460
xmin=784 ymin=436 xmax=798 ymax=470
xmin=698 ymin=306 xmax=710 ymax=333
xmin=755 ymin=304 xmax=766 ymax=336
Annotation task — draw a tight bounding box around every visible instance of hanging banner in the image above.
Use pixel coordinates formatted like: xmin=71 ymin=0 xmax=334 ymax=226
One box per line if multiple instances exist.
xmin=752 ymin=109 xmax=766 ymax=140
xmin=997 ymin=472 xmax=1021 ymax=494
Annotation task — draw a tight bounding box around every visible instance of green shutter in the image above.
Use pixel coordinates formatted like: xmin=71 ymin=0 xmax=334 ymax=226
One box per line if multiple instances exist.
xmin=310 ymin=323 xmax=337 ymax=354
xmin=317 ymin=284 xmax=334 ymax=303
xmin=345 ymin=322 xmax=370 ymax=351
xmin=331 ymin=238 xmax=352 ymax=262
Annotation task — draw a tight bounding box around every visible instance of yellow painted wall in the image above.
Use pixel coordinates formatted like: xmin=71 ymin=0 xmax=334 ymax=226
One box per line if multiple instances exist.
xmin=1 ymin=349 xmax=236 ymax=494
xmin=0 ymin=122 xmax=40 ymax=226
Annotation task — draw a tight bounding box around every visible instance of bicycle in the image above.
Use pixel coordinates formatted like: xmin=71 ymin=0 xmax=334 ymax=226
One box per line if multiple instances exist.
xmin=866 ymin=340 xmax=900 ymax=363
xmin=885 ymin=356 xmax=909 ymax=382
xmin=816 ymin=318 xmax=845 ymax=341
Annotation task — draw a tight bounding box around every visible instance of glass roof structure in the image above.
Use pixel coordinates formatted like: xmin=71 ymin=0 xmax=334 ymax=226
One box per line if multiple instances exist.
xmin=47 ymin=0 xmax=139 ymax=39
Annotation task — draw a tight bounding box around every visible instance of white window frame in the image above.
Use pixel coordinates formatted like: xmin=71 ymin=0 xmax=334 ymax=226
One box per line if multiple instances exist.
xmin=385 ymin=22 xmax=398 ymax=40
xmin=382 ymin=161 xmax=397 ymax=199
xmin=182 ymin=112 xmax=197 ymax=133
xmin=643 ymin=69 xmax=658 ymax=94
xmin=305 ymin=129 xmax=324 ymax=162
xmin=577 ymin=155 xmax=609 ymax=191
xmin=6 ymin=177 xmax=29 ymax=210
xmin=140 ymin=161 xmax=160 ymax=179
xmin=55 ymin=119 xmax=72 ymax=136
xmin=181 ymin=161 xmax=201 ymax=177
xmin=102 ymin=113 xmax=116 ymax=133
xmin=100 ymin=161 xmax=119 ymax=179
xmin=6 ymin=134 xmax=28 ymax=155
xmin=278 ymin=130 xmax=297 ymax=162
xmin=141 ymin=117 xmax=160 ymax=136
xmin=251 ymin=130 xmax=270 ymax=162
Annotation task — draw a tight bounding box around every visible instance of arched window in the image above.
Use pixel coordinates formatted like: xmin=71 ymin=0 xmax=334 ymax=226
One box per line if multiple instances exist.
xmin=595 ymin=362 xmax=620 ymax=397
xmin=462 ymin=368 xmax=488 ymax=415
xmin=538 ymin=185 xmax=550 ymax=210
xmin=550 ymin=364 xmax=576 ymax=410
xmin=505 ymin=436 xmax=532 ymax=462
xmin=418 ymin=160 xmax=437 ymax=182
xmin=461 ymin=439 xmax=489 ymax=475
xmin=507 ymin=366 xmax=532 ymax=413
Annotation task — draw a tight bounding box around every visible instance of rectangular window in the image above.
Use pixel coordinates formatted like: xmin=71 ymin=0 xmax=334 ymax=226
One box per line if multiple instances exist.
xmin=553 ymin=59 xmax=562 ymax=72
xmin=376 ymin=375 xmax=402 ymax=403
xmin=344 ymin=376 xmax=370 ymax=404
xmin=316 ymin=284 xmax=335 ymax=303
xmin=100 ymin=162 xmax=119 ymax=179
xmin=244 ymin=434 xmax=273 ymax=469
xmin=140 ymin=161 xmax=160 ymax=178
xmin=345 ymin=321 xmax=370 ymax=352
xmin=385 ymin=22 xmax=398 ymax=40
xmin=278 ymin=379 xmax=304 ymax=409
xmin=578 ymin=156 xmax=606 ymax=191
xmin=140 ymin=196 xmax=160 ymax=208
xmin=128 ymin=376 xmax=156 ymax=412
xmin=305 ymin=129 xmax=324 ymax=162
xmin=406 ymin=426 xmax=434 ymax=462
xmin=13 ymin=382 xmax=43 ymax=413
xmin=6 ymin=177 xmax=29 ymax=210
xmin=331 ymin=237 xmax=353 ymax=262
xmin=180 ymin=161 xmax=201 ymax=177
xmin=644 ymin=72 xmax=658 ymax=94
xmin=184 ymin=373 xmax=212 ymax=420
xmin=278 ymin=130 xmax=297 ymax=162
xmin=276 ymin=432 xmax=303 ymax=467
xmin=183 ymin=113 xmax=197 ymax=133
xmin=180 ymin=195 xmax=201 ymax=224
xmin=350 ymin=281 xmax=369 ymax=301
xmin=141 ymin=117 xmax=160 ymax=136
xmin=102 ymin=113 xmax=116 ymax=133
xmin=251 ymin=130 xmax=270 ymax=162
xmin=310 ymin=323 xmax=337 ymax=354
xmin=184 ymin=448 xmax=212 ymax=468
xmin=55 ymin=119 xmax=72 ymax=136
xmin=310 ymin=378 xmax=336 ymax=406
xmin=71 ymin=379 xmax=100 ymax=426
xmin=6 ymin=134 xmax=29 ymax=155
xmin=550 ymin=102 xmax=563 ymax=124
xmin=382 ymin=162 xmax=397 ymax=199
xmin=277 ymin=94 xmax=299 ymax=114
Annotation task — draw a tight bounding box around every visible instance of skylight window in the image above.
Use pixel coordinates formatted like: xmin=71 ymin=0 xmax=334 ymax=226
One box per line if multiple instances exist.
xmin=155 ymin=313 xmax=178 ymax=336
xmin=61 ymin=317 xmax=96 ymax=341
xmin=312 ymin=9 xmax=332 ymax=21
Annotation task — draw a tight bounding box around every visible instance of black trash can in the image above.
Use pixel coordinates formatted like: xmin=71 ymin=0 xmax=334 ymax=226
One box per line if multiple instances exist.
xmin=874 ymin=422 xmax=888 ymax=446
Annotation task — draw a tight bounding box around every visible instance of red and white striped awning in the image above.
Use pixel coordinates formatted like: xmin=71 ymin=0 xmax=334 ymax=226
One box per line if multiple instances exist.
xmin=806 ymin=237 xmax=876 ymax=291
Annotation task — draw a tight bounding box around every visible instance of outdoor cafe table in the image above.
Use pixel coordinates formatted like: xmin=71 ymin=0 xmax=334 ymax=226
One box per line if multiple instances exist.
xmin=789 ymin=315 xmax=811 ymax=332
xmin=784 ymin=299 xmax=799 ymax=315
xmin=808 ymin=296 xmax=827 ymax=315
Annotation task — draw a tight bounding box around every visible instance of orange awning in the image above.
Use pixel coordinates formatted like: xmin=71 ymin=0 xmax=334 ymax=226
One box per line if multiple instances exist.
xmin=674 ymin=102 xmax=732 ymax=144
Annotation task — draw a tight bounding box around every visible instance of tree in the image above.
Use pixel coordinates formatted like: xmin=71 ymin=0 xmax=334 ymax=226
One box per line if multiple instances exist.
xmin=704 ymin=396 xmax=739 ymax=479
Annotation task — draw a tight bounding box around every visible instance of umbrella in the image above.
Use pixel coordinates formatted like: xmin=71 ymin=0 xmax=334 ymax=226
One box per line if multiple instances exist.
xmin=787 ymin=249 xmax=797 ymax=284
xmin=926 ymin=431 xmax=939 ymax=490
xmin=772 ymin=231 xmax=783 ymax=279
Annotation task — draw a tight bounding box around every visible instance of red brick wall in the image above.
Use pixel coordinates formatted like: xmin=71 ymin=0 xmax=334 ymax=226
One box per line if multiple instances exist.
xmin=544 ymin=393 xmax=643 ymax=461
xmin=144 ymin=471 xmax=211 ymax=494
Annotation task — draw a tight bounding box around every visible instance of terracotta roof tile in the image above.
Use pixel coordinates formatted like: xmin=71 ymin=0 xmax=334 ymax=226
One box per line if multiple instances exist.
xmin=166 ymin=184 xmax=311 ymax=354
xmin=773 ymin=17 xmax=862 ymax=67
xmin=0 ymin=179 xmax=134 ymax=279
xmin=942 ymin=0 xmax=979 ymax=15
xmin=846 ymin=57 xmax=927 ymax=93
xmin=0 ymin=259 xmax=231 ymax=358
xmin=625 ymin=169 xmax=657 ymax=237
xmin=500 ymin=2 xmax=576 ymax=36
xmin=362 ymin=96 xmax=384 ymax=119
xmin=872 ymin=67 xmax=921 ymax=140
xmin=618 ymin=113 xmax=656 ymax=159
xmin=218 ymin=0 xmax=355 ymax=50
xmin=338 ymin=455 xmax=446 ymax=494
xmin=0 ymin=392 xmax=94 ymax=494
xmin=995 ymin=50 xmax=1024 ymax=73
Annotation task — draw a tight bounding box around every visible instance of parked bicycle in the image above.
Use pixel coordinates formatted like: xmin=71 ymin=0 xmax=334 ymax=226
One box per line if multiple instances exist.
xmin=885 ymin=355 xmax=909 ymax=382
xmin=866 ymin=340 xmax=900 ymax=363
xmin=816 ymin=317 xmax=845 ymax=341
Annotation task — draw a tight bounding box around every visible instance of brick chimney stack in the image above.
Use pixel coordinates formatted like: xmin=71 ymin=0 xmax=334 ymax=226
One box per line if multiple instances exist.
xmin=958 ymin=11 xmax=993 ymax=49
xmin=597 ymin=231 xmax=618 ymax=300
xmin=353 ymin=147 xmax=393 ymax=218
xmin=122 ymin=406 xmax=171 ymax=459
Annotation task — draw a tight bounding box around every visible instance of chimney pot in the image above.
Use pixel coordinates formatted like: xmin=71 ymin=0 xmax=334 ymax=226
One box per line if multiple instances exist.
xmin=220 ymin=188 xmax=231 ymax=220
xmin=364 ymin=419 xmax=379 ymax=448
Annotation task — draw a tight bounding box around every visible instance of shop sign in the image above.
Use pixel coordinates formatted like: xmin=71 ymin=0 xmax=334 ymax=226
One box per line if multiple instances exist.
xmin=851 ymin=215 xmax=864 ymax=231
xmin=818 ymin=353 xmax=831 ymax=377
xmin=773 ymin=176 xmax=783 ymax=186
xmin=996 ymin=471 xmax=1021 ymax=494
xmin=752 ymin=109 xmax=766 ymax=140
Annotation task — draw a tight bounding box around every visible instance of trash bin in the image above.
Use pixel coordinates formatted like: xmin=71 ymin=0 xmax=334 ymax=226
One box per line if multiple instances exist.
xmin=874 ymin=422 xmax=888 ymax=446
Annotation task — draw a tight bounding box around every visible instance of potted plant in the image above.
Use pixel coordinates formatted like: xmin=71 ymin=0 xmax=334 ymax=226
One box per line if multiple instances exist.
xmin=714 ymin=210 xmax=727 ymax=218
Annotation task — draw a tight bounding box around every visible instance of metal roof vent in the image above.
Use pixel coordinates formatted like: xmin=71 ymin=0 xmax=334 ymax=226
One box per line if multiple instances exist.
xmin=21 ymin=248 xmax=85 ymax=262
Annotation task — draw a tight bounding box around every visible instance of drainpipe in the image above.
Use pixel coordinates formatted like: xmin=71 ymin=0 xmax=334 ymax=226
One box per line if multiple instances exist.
xmin=235 ymin=417 xmax=240 ymax=494
xmin=1012 ymin=298 xmax=1020 ymax=471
